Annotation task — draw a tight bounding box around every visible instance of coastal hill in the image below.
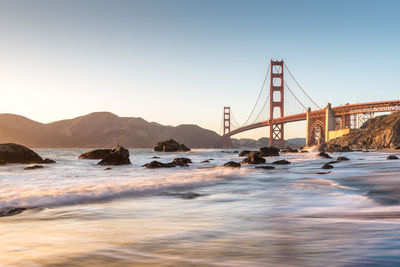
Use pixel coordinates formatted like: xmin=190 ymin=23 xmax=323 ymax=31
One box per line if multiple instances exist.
xmin=326 ymin=112 xmax=400 ymax=149
xmin=0 ymin=112 xmax=305 ymax=148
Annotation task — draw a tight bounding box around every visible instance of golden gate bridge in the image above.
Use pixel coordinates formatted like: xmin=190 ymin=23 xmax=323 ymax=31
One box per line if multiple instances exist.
xmin=221 ymin=60 xmax=400 ymax=148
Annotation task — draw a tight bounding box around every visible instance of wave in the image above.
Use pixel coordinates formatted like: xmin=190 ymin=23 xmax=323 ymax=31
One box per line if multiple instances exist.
xmin=0 ymin=166 xmax=251 ymax=213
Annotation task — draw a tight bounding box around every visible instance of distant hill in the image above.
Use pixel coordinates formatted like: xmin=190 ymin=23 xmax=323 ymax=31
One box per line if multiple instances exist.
xmin=0 ymin=112 xmax=305 ymax=148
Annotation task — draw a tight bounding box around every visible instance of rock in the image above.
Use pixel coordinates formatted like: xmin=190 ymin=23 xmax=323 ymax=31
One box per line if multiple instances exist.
xmin=281 ymin=147 xmax=299 ymax=153
xmin=0 ymin=207 xmax=26 ymax=217
xmin=223 ymin=161 xmax=241 ymax=168
xmin=176 ymin=192 xmax=202 ymax=199
xmin=239 ymin=150 xmax=252 ymax=157
xmin=78 ymin=149 xmax=112 ymax=159
xmin=300 ymin=150 xmax=309 ymax=153
xmin=396 ymin=146 xmax=400 ymax=150
xmin=328 ymin=161 xmax=339 ymax=164
xmin=233 ymin=151 xmax=239 ymax=153
xmin=144 ymin=161 xmax=176 ymax=169
xmin=322 ymin=163 xmax=334 ymax=169
xmin=171 ymin=157 xmax=192 ymax=167
xmin=255 ymin=165 xmax=275 ymax=169
xmin=43 ymin=158 xmax=56 ymax=164
xmin=387 ymin=155 xmax=399 ymax=160
xmin=97 ymin=145 xmax=131 ymax=165
xmin=319 ymin=143 xmax=353 ymax=152
xmin=0 ymin=143 xmax=43 ymax=164
xmin=24 ymin=165 xmax=44 ymax=170
xmin=272 ymin=159 xmax=291 ymax=165
xmin=316 ymin=171 xmax=331 ymax=174
xmin=317 ymin=152 xmax=332 ymax=159
xmin=104 ymin=167 xmax=112 ymax=170
xmin=259 ymin=146 xmax=280 ymax=157
xmin=337 ymin=156 xmax=350 ymax=161
xmin=241 ymin=154 xmax=266 ymax=164
xmin=154 ymin=139 xmax=190 ymax=152
xmin=152 ymin=156 xmax=160 ymax=159
xmin=208 ymin=158 xmax=214 ymax=161
xmin=201 ymin=160 xmax=210 ymax=163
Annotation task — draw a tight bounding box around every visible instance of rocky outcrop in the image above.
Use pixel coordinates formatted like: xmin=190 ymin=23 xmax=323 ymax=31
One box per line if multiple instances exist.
xmin=0 ymin=143 xmax=43 ymax=164
xmin=79 ymin=149 xmax=112 ymax=159
xmin=324 ymin=112 xmax=400 ymax=149
xmin=97 ymin=145 xmax=131 ymax=165
xmin=223 ymin=161 xmax=241 ymax=168
xmin=154 ymin=139 xmax=190 ymax=152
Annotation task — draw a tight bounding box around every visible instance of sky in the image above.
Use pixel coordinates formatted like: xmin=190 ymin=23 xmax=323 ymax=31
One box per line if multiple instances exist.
xmin=0 ymin=0 xmax=399 ymax=139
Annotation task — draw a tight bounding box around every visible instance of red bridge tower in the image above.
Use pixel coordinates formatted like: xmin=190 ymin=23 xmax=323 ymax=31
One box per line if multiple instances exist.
xmin=269 ymin=60 xmax=285 ymax=147
xmin=222 ymin=106 xmax=232 ymax=148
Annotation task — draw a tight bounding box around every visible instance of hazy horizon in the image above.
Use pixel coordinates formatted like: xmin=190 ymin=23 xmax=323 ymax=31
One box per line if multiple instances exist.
xmin=1 ymin=0 xmax=399 ymax=139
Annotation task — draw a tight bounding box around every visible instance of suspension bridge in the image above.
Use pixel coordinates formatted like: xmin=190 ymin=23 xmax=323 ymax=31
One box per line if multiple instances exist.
xmin=221 ymin=60 xmax=400 ymax=148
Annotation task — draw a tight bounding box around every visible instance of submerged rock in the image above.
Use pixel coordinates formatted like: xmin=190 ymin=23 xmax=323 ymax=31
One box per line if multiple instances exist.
xmin=272 ymin=159 xmax=291 ymax=165
xmin=319 ymin=143 xmax=353 ymax=152
xmin=43 ymin=158 xmax=56 ymax=164
xmin=317 ymin=152 xmax=332 ymax=159
xmin=24 ymin=165 xmax=44 ymax=170
xmin=0 ymin=207 xmax=27 ymax=217
xmin=322 ymin=163 xmax=334 ymax=169
xmin=223 ymin=161 xmax=241 ymax=168
xmin=255 ymin=165 xmax=275 ymax=170
xmin=144 ymin=157 xmax=192 ymax=168
xmin=201 ymin=160 xmax=210 ymax=163
xmin=239 ymin=150 xmax=253 ymax=157
xmin=337 ymin=156 xmax=350 ymax=161
xmin=144 ymin=161 xmax=176 ymax=169
xmin=387 ymin=155 xmax=399 ymax=160
xmin=171 ymin=157 xmax=192 ymax=167
xmin=0 ymin=143 xmax=43 ymax=164
xmin=259 ymin=146 xmax=280 ymax=157
xmin=241 ymin=153 xmax=266 ymax=164
xmin=78 ymin=149 xmax=112 ymax=159
xmin=152 ymin=156 xmax=160 ymax=159
xmin=97 ymin=145 xmax=131 ymax=165
xmin=281 ymin=147 xmax=299 ymax=153
xmin=104 ymin=167 xmax=112 ymax=170
xmin=153 ymin=139 xmax=190 ymax=152
xmin=316 ymin=171 xmax=331 ymax=174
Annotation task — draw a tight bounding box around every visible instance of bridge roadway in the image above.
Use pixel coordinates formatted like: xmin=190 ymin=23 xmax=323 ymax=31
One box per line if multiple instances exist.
xmin=225 ymin=100 xmax=400 ymax=138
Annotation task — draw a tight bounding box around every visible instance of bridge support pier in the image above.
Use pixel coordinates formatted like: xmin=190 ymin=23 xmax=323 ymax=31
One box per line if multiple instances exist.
xmin=222 ymin=106 xmax=232 ymax=148
xmin=269 ymin=60 xmax=285 ymax=147
xmin=325 ymin=103 xmax=335 ymax=143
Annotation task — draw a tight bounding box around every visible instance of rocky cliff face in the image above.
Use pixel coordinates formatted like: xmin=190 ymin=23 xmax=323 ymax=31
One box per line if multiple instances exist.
xmin=327 ymin=112 xmax=400 ymax=149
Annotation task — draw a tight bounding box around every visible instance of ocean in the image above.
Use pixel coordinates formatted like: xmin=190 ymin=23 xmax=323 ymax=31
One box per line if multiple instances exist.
xmin=1 ymin=148 xmax=400 ymax=266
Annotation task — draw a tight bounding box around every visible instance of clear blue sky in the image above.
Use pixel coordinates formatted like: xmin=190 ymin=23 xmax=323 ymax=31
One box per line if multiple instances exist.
xmin=0 ymin=0 xmax=399 ymax=139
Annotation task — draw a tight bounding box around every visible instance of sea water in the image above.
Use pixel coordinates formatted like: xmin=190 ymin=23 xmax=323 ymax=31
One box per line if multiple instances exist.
xmin=1 ymin=149 xmax=400 ymax=266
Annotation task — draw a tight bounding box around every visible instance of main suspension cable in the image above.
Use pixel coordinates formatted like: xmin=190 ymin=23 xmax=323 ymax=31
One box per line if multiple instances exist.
xmin=283 ymin=62 xmax=321 ymax=109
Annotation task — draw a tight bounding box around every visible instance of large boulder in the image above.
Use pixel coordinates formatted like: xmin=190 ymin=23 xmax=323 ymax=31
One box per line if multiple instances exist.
xmin=154 ymin=139 xmax=191 ymax=152
xmin=97 ymin=145 xmax=131 ymax=165
xmin=0 ymin=143 xmax=43 ymax=164
xmin=259 ymin=146 xmax=280 ymax=157
xmin=79 ymin=149 xmax=112 ymax=159
xmin=171 ymin=157 xmax=192 ymax=167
